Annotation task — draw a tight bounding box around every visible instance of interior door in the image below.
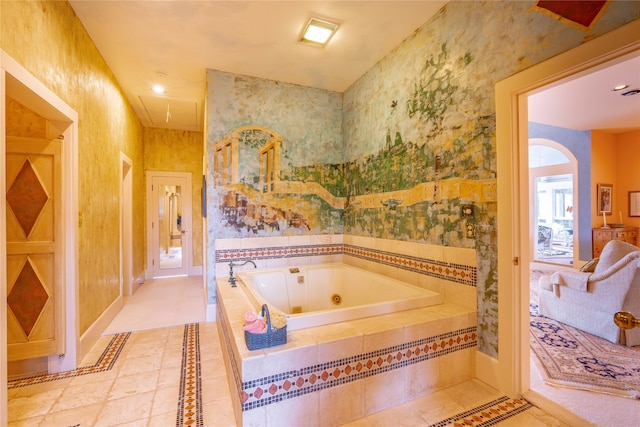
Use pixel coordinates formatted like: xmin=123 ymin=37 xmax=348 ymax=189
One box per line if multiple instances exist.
xmin=6 ymin=136 xmax=64 ymax=361
xmin=149 ymin=173 xmax=191 ymax=277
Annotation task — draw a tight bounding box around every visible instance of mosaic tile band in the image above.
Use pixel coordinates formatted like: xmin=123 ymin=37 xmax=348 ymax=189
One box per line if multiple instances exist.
xmin=7 ymin=332 xmax=130 ymax=389
xmin=177 ymin=323 xmax=203 ymax=427
xmin=427 ymin=396 xmax=533 ymax=427
xmin=216 ymin=243 xmax=477 ymax=287
xmin=240 ymin=326 xmax=477 ymax=411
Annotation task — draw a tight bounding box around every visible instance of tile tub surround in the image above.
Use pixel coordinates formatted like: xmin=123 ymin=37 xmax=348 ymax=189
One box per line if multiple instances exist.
xmin=216 ymin=276 xmax=477 ymax=426
xmin=214 ymin=235 xmax=477 ymax=308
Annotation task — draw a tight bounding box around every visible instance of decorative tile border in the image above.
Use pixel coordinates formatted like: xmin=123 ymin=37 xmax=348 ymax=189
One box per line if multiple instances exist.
xmin=215 ymin=243 xmax=342 ymax=262
xmin=7 ymin=332 xmax=130 ymax=389
xmin=426 ymin=395 xmax=533 ymax=427
xmin=240 ymin=326 xmax=477 ymax=411
xmin=343 ymin=244 xmax=476 ymax=287
xmin=177 ymin=323 xmax=203 ymax=427
xmin=215 ymin=243 xmax=477 ymax=287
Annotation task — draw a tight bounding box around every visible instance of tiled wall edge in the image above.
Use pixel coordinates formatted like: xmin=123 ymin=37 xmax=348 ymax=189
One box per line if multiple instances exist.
xmin=215 ymin=239 xmax=477 ymax=288
xmin=239 ymin=326 xmax=477 ymax=411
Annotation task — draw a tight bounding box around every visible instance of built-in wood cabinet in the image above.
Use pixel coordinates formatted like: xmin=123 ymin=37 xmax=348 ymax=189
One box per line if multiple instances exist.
xmin=592 ymin=227 xmax=638 ymax=257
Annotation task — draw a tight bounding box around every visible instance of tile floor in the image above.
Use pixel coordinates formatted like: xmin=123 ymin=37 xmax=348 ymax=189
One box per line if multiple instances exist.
xmin=8 ymin=275 xmax=571 ymax=426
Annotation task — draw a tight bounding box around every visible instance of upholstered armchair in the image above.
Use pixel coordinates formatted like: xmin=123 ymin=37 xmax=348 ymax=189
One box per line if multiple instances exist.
xmin=538 ymin=239 xmax=640 ymax=346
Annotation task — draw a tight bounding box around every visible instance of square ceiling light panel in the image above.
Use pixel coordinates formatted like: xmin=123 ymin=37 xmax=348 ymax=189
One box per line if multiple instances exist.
xmin=299 ymin=17 xmax=339 ymax=47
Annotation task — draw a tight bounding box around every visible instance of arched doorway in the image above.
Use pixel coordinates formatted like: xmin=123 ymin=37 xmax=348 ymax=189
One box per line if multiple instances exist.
xmin=529 ymin=140 xmax=578 ymax=266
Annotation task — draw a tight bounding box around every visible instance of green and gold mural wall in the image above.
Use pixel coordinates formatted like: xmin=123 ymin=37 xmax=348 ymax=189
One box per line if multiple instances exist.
xmin=207 ymin=1 xmax=640 ymax=358
xmin=206 ymin=70 xmax=344 ymax=240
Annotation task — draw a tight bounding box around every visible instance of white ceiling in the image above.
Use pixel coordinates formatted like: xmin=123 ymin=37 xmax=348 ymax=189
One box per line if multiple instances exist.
xmin=69 ymin=1 xmax=640 ymax=134
xmin=529 ymin=54 xmax=640 ymax=134
xmin=69 ymin=1 xmax=448 ymax=131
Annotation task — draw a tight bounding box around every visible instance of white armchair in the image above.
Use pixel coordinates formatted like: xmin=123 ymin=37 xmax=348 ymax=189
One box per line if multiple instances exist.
xmin=538 ymin=239 xmax=640 ymax=346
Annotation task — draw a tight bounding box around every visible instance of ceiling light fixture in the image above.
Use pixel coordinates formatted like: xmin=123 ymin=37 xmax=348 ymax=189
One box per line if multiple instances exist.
xmin=611 ymin=84 xmax=629 ymax=91
xmin=152 ymin=71 xmax=167 ymax=94
xmin=299 ymin=17 xmax=339 ymax=47
xmin=152 ymin=84 xmax=166 ymax=94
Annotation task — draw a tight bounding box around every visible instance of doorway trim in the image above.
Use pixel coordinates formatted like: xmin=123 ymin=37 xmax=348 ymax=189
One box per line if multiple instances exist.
xmin=120 ymin=153 xmax=134 ymax=296
xmin=1 ymin=50 xmax=79 ymax=424
xmin=494 ymin=18 xmax=640 ymax=405
xmin=146 ymin=171 xmax=193 ymax=278
xmin=529 ymin=139 xmax=579 ymax=266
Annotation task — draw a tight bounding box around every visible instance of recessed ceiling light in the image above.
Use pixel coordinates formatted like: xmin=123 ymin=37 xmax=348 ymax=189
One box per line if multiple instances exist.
xmin=299 ymin=17 xmax=339 ymax=47
xmin=611 ymin=84 xmax=629 ymax=91
xmin=152 ymin=84 xmax=166 ymax=94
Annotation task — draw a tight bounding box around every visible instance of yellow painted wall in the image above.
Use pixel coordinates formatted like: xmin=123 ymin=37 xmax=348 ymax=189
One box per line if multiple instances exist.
xmin=591 ymin=129 xmax=640 ymax=231
xmin=615 ymin=130 xmax=640 ymax=230
xmin=1 ymin=1 xmax=146 ymax=335
xmin=143 ymin=128 xmax=204 ymax=266
xmin=591 ymin=130 xmax=618 ymax=228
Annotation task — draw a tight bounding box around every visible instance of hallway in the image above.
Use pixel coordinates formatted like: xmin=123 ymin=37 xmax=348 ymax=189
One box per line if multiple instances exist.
xmin=8 ymin=277 xmax=568 ymax=426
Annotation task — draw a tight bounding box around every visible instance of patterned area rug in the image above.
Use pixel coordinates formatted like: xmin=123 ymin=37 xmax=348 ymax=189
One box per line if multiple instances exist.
xmin=530 ymin=270 xmax=640 ymax=399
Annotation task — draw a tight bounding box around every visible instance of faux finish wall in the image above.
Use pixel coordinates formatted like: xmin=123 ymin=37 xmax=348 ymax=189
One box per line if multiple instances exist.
xmin=205 ymin=1 xmax=640 ymax=357
xmin=341 ymin=1 xmax=639 ymax=356
xmin=1 ymin=1 xmax=146 ymax=335
xmin=143 ymin=128 xmax=204 ymax=266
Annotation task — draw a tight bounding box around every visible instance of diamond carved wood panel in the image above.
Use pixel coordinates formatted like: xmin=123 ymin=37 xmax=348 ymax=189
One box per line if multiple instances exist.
xmin=6 ymin=159 xmax=49 ymax=237
xmin=7 ymin=260 xmax=50 ymax=337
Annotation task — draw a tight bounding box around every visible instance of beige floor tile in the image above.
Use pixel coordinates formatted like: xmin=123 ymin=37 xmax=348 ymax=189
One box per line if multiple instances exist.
xmin=151 ymin=385 xmax=181 ymax=417
xmin=49 ymin=381 xmax=112 ymax=412
xmin=8 ymin=416 xmax=44 ymax=427
xmin=202 ymin=400 xmax=237 ymax=427
xmin=157 ymin=366 xmax=182 ymax=388
xmin=118 ymin=353 xmax=164 ymax=376
xmin=94 ymin=391 xmax=155 ymax=426
xmin=108 ymin=370 xmax=160 ymax=400
xmin=8 ymin=388 xmax=63 ymax=422
xmin=40 ymin=402 xmax=102 ymax=426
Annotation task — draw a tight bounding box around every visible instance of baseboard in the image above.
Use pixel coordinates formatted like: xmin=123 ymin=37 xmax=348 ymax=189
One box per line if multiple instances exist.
xmin=475 ymin=350 xmax=500 ymax=390
xmin=523 ymin=389 xmax=595 ymax=427
xmin=206 ymin=303 xmax=217 ymax=322
xmin=79 ymin=295 xmax=123 ymax=362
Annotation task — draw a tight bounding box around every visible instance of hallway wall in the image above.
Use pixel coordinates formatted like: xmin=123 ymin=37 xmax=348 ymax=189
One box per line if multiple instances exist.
xmin=143 ymin=128 xmax=204 ymax=267
xmin=1 ymin=1 xmax=146 ymax=335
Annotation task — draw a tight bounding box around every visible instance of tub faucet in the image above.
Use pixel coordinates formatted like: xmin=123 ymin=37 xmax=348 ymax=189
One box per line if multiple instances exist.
xmin=228 ymin=259 xmax=257 ymax=287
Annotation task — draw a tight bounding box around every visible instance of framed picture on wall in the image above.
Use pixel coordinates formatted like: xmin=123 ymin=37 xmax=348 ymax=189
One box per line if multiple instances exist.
xmin=597 ymin=183 xmax=613 ymax=215
xmin=630 ymin=191 xmax=640 ymax=217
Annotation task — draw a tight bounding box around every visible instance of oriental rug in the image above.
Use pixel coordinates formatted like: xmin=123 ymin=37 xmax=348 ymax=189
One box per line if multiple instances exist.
xmin=529 ymin=270 xmax=640 ymax=399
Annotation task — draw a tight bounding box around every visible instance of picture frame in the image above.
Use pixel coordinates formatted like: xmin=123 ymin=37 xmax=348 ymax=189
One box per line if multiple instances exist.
xmin=630 ymin=191 xmax=640 ymax=217
xmin=597 ymin=183 xmax=613 ymax=216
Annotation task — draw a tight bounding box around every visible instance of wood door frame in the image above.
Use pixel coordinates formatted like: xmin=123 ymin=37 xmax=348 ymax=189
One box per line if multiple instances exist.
xmin=1 ymin=50 xmax=79 ymax=424
xmin=146 ymin=171 xmax=193 ymax=278
xmin=491 ymin=19 xmax=640 ymax=414
xmin=120 ymin=153 xmax=134 ymax=296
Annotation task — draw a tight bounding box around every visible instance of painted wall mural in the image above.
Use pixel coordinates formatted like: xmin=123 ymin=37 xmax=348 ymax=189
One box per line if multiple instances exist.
xmin=211 ymin=124 xmax=344 ymax=238
xmin=207 ymin=1 xmax=640 ymax=357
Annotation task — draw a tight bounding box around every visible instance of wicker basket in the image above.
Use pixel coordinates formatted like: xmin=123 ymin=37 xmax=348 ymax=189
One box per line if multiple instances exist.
xmin=244 ymin=304 xmax=287 ymax=350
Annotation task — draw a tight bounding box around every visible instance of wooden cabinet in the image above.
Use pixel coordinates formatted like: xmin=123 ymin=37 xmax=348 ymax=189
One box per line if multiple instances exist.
xmin=592 ymin=227 xmax=638 ymax=257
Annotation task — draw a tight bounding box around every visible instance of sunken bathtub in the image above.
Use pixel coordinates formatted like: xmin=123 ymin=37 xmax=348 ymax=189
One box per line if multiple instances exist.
xmin=217 ymin=262 xmax=477 ymax=426
xmin=237 ymin=263 xmax=443 ymax=330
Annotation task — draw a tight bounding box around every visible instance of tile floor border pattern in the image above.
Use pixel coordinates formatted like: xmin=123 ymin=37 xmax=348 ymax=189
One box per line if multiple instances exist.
xmin=215 ymin=243 xmax=477 ymax=287
xmin=177 ymin=323 xmax=203 ymax=427
xmin=7 ymin=332 xmax=131 ymax=389
xmin=240 ymin=326 xmax=478 ymax=411
xmin=425 ymin=396 xmax=533 ymax=427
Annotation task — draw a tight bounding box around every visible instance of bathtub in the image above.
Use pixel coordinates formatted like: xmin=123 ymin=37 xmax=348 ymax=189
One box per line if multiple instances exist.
xmin=236 ymin=263 xmax=443 ymax=330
